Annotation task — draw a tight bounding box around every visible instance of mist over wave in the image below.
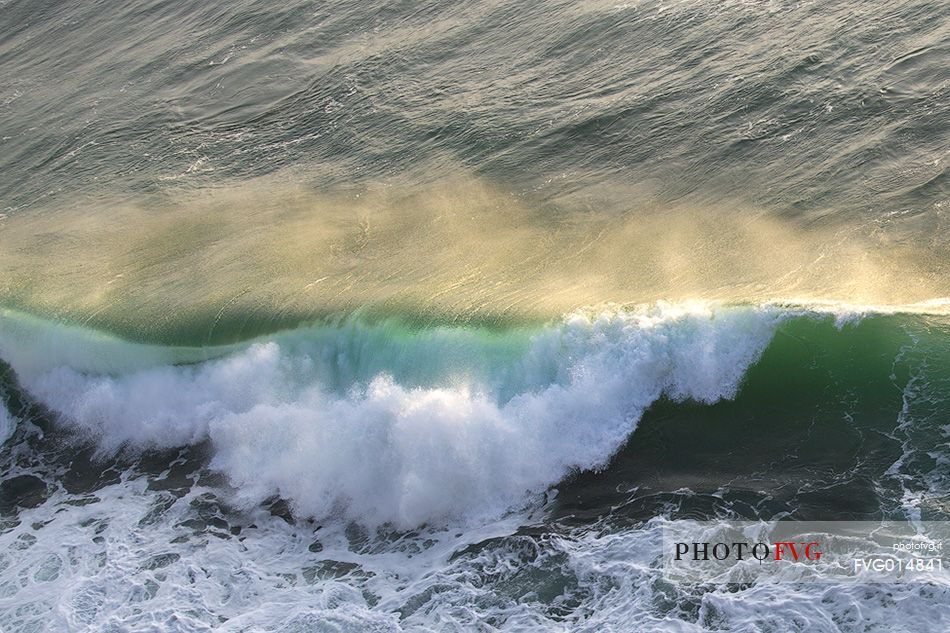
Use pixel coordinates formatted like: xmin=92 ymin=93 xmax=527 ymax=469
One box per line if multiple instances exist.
xmin=2 ymin=0 xmax=949 ymax=629
xmin=3 ymin=177 xmax=948 ymax=346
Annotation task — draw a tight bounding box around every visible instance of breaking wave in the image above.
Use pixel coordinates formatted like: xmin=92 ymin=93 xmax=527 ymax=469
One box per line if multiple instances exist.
xmin=1 ymin=303 xmax=783 ymax=528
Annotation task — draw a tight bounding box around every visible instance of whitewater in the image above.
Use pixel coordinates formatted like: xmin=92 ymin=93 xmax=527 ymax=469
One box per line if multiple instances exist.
xmin=1 ymin=303 xmax=781 ymax=527
xmin=2 ymin=301 xmax=950 ymax=631
xmin=2 ymin=0 xmax=949 ymax=630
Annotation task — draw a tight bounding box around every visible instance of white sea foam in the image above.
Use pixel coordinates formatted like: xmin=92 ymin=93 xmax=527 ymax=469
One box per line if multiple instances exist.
xmin=2 ymin=303 xmax=949 ymax=633
xmin=1 ymin=478 xmax=947 ymax=633
xmin=2 ymin=303 xmax=782 ymax=528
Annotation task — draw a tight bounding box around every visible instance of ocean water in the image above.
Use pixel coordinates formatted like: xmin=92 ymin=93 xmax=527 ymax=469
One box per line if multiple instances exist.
xmin=1 ymin=0 xmax=949 ymax=631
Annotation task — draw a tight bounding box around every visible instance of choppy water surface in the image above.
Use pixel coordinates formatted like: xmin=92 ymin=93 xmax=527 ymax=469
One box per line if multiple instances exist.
xmin=1 ymin=1 xmax=949 ymax=631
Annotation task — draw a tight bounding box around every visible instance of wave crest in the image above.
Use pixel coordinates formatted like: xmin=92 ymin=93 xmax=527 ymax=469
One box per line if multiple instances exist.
xmin=4 ymin=304 xmax=781 ymax=527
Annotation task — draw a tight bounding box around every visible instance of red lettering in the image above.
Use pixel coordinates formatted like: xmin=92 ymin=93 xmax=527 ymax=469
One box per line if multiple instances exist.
xmin=773 ymin=541 xmax=799 ymax=561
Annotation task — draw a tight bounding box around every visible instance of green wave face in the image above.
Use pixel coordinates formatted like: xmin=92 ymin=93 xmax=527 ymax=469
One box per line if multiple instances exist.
xmin=577 ymin=312 xmax=950 ymax=522
xmin=1 ymin=0 xmax=949 ymax=629
xmin=2 ymin=304 xmax=948 ymax=527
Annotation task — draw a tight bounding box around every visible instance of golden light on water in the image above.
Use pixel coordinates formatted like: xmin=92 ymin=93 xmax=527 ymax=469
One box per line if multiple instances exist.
xmin=2 ymin=170 xmax=948 ymax=342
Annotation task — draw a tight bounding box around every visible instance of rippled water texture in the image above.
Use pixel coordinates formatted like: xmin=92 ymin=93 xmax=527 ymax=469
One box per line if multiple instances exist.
xmin=1 ymin=1 xmax=949 ymax=631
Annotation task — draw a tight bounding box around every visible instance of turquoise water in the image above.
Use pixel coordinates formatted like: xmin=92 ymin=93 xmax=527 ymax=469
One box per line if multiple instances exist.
xmin=1 ymin=0 xmax=949 ymax=630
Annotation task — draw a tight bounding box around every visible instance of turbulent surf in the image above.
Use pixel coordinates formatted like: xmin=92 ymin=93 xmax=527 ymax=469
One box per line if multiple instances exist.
xmin=1 ymin=0 xmax=948 ymax=630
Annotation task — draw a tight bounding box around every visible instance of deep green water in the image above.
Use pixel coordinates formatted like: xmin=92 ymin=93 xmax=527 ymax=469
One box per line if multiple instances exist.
xmin=1 ymin=0 xmax=949 ymax=630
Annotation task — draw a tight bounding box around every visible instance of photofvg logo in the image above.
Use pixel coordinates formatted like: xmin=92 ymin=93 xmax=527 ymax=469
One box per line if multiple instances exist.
xmin=674 ymin=540 xmax=823 ymax=563
xmin=661 ymin=521 xmax=949 ymax=584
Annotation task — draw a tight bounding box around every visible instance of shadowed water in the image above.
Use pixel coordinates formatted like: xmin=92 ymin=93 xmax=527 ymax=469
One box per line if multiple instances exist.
xmin=1 ymin=0 xmax=949 ymax=630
